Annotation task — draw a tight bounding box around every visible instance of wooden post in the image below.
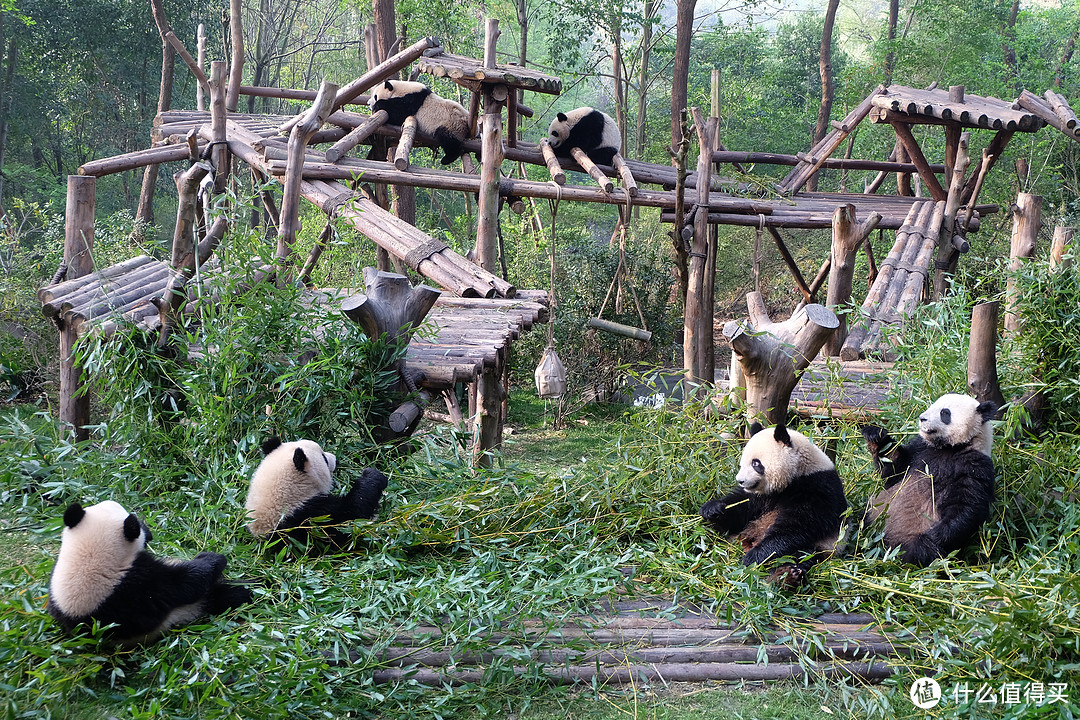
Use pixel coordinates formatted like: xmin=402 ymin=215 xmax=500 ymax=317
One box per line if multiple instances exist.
xmin=933 ymin=131 xmax=971 ymax=299
xmin=824 ymin=204 xmax=880 ymax=356
xmin=569 ymin=147 xmax=614 ymax=192
xmin=1004 ymin=192 xmax=1042 ymax=335
xmin=278 ymin=81 xmax=338 ymax=263
xmin=60 ymin=176 xmax=96 ymax=442
xmin=967 ymin=301 xmax=1005 ymax=409
xmin=472 ymin=364 xmax=503 ymax=467
xmin=196 ymin=24 xmax=206 ymax=111
xmin=475 ymin=18 xmax=504 ymax=273
xmin=539 ymin=139 xmax=566 ymax=184
xmin=1050 ymin=224 xmax=1075 ymax=271
xmin=723 ymin=292 xmax=838 ymax=426
xmin=226 ymin=0 xmax=243 ymax=111
xmin=683 ymin=108 xmax=716 ymax=395
xmin=210 ymin=61 xmax=229 ymax=194
xmin=394 ymin=116 xmax=418 ymax=170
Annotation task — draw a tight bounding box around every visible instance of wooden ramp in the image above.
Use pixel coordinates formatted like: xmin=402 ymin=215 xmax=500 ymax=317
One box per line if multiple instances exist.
xmin=358 ymin=599 xmax=897 ymax=686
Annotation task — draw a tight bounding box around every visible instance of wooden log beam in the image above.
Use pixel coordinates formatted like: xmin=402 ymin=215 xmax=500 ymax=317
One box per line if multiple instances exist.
xmin=324 ymin=109 xmax=388 ymax=163
xmin=889 ymin=121 xmax=947 ymax=201
xmin=586 ymin=317 xmax=652 ymax=342
xmin=538 ymin=139 xmax=566 ymax=184
xmin=393 ymin=115 xmax=418 ymax=171
xmin=713 ymin=150 xmax=945 ymax=174
xmin=334 ymin=37 xmax=439 ymax=111
xmin=766 ymin=227 xmax=812 ymax=302
xmin=278 ymin=80 xmax=338 ymax=263
xmin=933 ymin=131 xmax=971 ymax=299
xmin=612 ymin=153 xmax=638 ymax=197
xmin=78 ymin=143 xmax=205 ymax=177
xmin=570 ymin=147 xmax=615 ymax=193
xmin=164 ymin=32 xmax=210 ymax=99
xmin=1016 ymin=89 xmax=1080 ymax=141
xmin=961 ymin=130 xmax=1013 ymax=204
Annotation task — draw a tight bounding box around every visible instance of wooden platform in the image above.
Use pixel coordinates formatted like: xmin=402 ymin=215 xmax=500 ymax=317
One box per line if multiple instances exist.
xmin=38 ymin=260 xmax=548 ymax=393
xmin=357 ymin=598 xmax=897 ymax=686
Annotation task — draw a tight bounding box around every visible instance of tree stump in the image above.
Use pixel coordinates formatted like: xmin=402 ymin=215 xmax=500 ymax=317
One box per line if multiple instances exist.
xmin=723 ymin=292 xmax=838 ymax=426
xmin=342 ymin=268 xmax=441 ymax=438
xmin=967 ymin=301 xmax=1005 ymax=410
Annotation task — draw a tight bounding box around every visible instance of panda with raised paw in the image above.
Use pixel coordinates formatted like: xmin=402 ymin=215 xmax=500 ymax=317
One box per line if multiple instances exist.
xmin=546 ymin=107 xmax=621 ymax=166
xmin=367 ymin=80 xmax=471 ymax=165
xmin=47 ymin=500 xmax=251 ymax=645
xmin=245 ymin=437 xmax=387 ymax=549
xmin=862 ymin=393 xmax=997 ymax=566
xmin=700 ymin=422 xmax=848 ymax=588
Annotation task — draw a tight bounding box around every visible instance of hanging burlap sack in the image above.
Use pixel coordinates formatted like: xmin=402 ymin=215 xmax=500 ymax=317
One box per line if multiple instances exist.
xmin=534 ymin=345 xmax=567 ymax=399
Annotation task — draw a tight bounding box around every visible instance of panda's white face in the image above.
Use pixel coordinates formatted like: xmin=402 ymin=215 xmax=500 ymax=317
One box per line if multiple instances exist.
xmin=548 ymin=113 xmax=569 ymax=148
xmin=735 ymin=424 xmax=834 ymax=494
xmin=918 ymin=393 xmax=995 ymax=454
xmin=50 ymin=501 xmax=147 ymax=617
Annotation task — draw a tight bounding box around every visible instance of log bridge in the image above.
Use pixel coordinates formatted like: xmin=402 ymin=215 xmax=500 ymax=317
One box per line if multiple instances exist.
xmin=353 ymin=598 xmax=899 ymax=686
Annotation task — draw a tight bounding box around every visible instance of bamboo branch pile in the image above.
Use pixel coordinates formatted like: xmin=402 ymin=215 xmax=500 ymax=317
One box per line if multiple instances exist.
xmin=840 ymin=199 xmax=945 ymax=360
xmin=349 ymin=599 xmax=897 ymax=686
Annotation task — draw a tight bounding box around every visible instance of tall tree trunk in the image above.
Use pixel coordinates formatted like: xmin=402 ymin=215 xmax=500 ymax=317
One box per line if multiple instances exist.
xmin=373 ymin=0 xmax=397 ymax=66
xmin=136 ymin=39 xmax=175 ymax=230
xmin=1055 ymin=17 xmax=1079 ymax=88
xmin=612 ymin=13 xmax=626 ymax=155
xmin=670 ymin=0 xmax=697 ymax=152
xmin=1002 ymin=0 xmax=1020 ymax=93
xmin=0 ymin=33 xmax=17 ymax=211
xmin=227 ymin=0 xmax=244 ymax=111
xmin=515 ymin=0 xmax=528 ymax=64
xmin=809 ymin=0 xmax=839 ymax=192
xmin=636 ymin=0 xmax=658 ymax=158
xmin=884 ymin=0 xmax=898 ymax=85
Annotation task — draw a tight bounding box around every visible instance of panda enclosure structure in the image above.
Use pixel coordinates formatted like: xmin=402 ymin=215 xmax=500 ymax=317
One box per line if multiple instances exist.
xmin=41 ymin=8 xmax=1080 ymax=447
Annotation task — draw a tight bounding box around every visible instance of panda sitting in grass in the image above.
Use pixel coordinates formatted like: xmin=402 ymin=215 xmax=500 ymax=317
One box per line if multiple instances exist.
xmin=700 ymin=422 xmax=848 ymax=588
xmin=244 ymin=437 xmax=387 ymax=551
xmin=862 ymin=393 xmax=997 ymax=566
xmin=47 ymin=500 xmax=251 ymax=645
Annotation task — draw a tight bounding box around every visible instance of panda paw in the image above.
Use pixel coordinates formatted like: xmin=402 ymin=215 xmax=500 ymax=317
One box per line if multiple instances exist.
xmin=766 ymin=564 xmax=806 ymax=590
xmin=193 ymin=551 xmax=228 ymax=578
xmin=861 ymin=425 xmax=892 ymax=453
xmin=699 ymin=498 xmax=728 ymax=524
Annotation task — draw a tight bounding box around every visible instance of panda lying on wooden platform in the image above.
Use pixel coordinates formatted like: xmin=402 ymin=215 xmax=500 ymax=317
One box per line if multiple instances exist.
xmin=863 ymin=393 xmax=997 ymax=566
xmin=47 ymin=500 xmax=251 ymax=645
xmin=700 ymin=422 xmax=848 ymax=587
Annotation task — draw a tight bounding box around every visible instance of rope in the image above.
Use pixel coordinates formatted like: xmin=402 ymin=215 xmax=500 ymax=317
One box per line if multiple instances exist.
xmin=404 ymin=238 xmax=450 ymax=270
xmin=545 ymin=182 xmax=562 ymax=346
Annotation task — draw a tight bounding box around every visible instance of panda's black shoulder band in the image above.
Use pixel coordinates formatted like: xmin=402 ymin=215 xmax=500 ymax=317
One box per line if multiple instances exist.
xmin=261 ymin=437 xmax=283 ymax=455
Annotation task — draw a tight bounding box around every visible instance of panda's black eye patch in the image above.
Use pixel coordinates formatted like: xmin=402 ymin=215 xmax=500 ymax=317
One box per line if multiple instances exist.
xmin=939 ymin=408 xmax=952 ymax=424
xmin=752 ymin=459 xmax=765 ymax=474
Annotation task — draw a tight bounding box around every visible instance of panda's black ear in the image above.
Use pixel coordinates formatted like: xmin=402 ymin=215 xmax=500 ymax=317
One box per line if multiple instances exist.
xmin=63 ymin=503 xmax=85 ymax=528
xmin=384 ymin=80 xmax=394 ymax=90
xmin=123 ymin=514 xmax=142 ymax=542
xmin=261 ymin=437 xmax=282 ymax=456
xmin=293 ymin=447 xmax=309 ymax=473
xmin=556 ymin=112 xmax=567 ymax=122
xmin=748 ymin=421 xmax=764 ymax=436
xmin=977 ymin=401 xmax=998 ymax=422
xmin=773 ymin=423 xmax=792 ymax=447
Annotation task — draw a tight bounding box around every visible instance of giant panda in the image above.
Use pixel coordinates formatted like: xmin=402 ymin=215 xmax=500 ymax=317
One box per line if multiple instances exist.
xmin=47 ymin=500 xmax=251 ymax=644
xmin=546 ymin=107 xmax=621 ymax=166
xmin=367 ymin=80 xmax=471 ymax=165
xmin=862 ymin=393 xmax=997 ymax=566
xmin=244 ymin=437 xmax=388 ymax=548
xmin=699 ymin=422 xmax=848 ymax=587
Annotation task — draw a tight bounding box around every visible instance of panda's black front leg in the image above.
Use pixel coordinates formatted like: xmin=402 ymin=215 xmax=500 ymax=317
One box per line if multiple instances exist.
xmin=340 ymin=467 xmax=389 ymax=521
xmin=700 ymin=489 xmax=756 ymax=536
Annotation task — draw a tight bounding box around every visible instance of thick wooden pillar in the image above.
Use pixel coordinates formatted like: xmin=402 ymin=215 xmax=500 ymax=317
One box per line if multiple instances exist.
xmin=475 ymin=19 xmax=503 ymax=272
xmin=471 ymin=364 xmax=503 ymax=468
xmin=1004 ymin=192 xmax=1042 ymax=335
xmin=1050 ymin=224 xmax=1075 ymax=271
xmin=683 ymin=107 xmax=716 ymax=395
xmin=60 ymin=176 xmax=96 ymax=442
xmin=967 ymin=301 xmax=1005 ymax=408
